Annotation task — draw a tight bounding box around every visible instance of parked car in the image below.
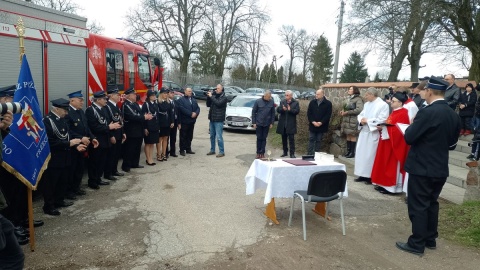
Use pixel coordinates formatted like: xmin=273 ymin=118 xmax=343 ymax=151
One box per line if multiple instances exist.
xmin=162 ymin=80 xmax=184 ymax=93
xmin=224 ymin=86 xmax=239 ymax=102
xmin=224 ymin=95 xmax=261 ymax=130
xmin=300 ymin=91 xmax=315 ymax=100
xmin=227 ymin=85 xmax=245 ymax=93
xmin=171 ymin=91 xmax=184 ymax=101
xmin=245 ymin=87 xmax=265 ymax=94
xmin=185 ymin=84 xmax=210 ymax=99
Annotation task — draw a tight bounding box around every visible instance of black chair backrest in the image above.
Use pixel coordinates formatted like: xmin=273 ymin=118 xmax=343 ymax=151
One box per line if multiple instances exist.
xmin=307 ymin=170 xmax=347 ymax=197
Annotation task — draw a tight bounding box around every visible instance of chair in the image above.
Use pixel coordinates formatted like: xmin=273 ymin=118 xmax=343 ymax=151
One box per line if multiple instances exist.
xmin=288 ymin=170 xmax=347 ymax=240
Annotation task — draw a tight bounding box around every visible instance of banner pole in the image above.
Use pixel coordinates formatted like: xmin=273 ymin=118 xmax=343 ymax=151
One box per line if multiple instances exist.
xmin=28 ymin=188 xmax=35 ymax=251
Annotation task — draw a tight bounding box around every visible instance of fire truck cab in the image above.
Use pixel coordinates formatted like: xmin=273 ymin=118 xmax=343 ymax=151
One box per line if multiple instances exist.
xmin=0 ymin=0 xmax=151 ymax=114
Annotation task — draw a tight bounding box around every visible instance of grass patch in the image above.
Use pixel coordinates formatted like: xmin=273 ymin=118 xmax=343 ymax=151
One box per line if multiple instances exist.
xmin=439 ymin=200 xmax=480 ymax=248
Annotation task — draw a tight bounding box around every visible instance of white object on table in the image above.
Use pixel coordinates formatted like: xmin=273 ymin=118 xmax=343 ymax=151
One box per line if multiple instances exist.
xmin=245 ymin=159 xmax=348 ymax=204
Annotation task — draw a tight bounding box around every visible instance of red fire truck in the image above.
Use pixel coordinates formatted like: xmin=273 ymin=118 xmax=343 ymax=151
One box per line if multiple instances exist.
xmin=0 ymin=0 xmax=151 ymax=114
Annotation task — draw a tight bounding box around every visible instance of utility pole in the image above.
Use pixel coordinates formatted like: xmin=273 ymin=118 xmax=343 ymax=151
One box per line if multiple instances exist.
xmin=332 ymin=0 xmax=345 ymax=84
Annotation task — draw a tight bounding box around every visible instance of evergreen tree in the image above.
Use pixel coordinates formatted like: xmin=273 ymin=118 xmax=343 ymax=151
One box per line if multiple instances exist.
xmin=277 ymin=66 xmax=285 ymax=84
xmin=231 ymin=64 xmax=247 ymax=80
xmin=260 ymin=64 xmax=269 ymax=82
xmin=374 ymin=72 xmax=381 ymax=82
xmin=192 ymin=31 xmax=218 ymax=76
xmin=310 ymin=35 xmax=334 ymax=85
xmin=340 ymin=51 xmax=369 ymax=83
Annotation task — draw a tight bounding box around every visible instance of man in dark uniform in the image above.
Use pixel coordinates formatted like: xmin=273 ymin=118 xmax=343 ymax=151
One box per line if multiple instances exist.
xmin=104 ymin=87 xmax=126 ymax=179
xmin=85 ymin=91 xmax=121 ymax=189
xmin=65 ymin=91 xmax=98 ymax=198
xmin=167 ymin=89 xmax=179 ymax=157
xmin=396 ymin=77 xmax=461 ymax=256
xmin=41 ymin=98 xmax=86 ymax=215
xmin=121 ymin=88 xmax=152 ymax=172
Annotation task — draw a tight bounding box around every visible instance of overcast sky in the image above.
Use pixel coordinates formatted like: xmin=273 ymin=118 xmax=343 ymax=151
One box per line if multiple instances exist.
xmin=75 ymin=0 xmax=469 ymax=81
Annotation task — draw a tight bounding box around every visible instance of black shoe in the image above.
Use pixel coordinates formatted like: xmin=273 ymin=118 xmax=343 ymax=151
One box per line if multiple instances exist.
xmin=54 ymin=201 xmax=74 ymax=208
xmin=186 ymin=150 xmax=195 ymax=154
xmin=425 ymin=241 xmax=437 ymax=250
xmin=280 ymin=153 xmax=288 ymax=157
xmin=88 ymin=183 xmax=99 ymax=189
xmin=65 ymin=193 xmax=77 ymax=200
xmin=75 ymin=189 xmax=87 ymax=196
xmin=290 ymin=154 xmax=296 ymax=158
xmin=98 ymin=180 xmax=110 ymax=185
xmin=43 ymin=208 xmax=61 ymax=216
xmin=354 ymin=177 xmax=366 ymax=182
xmin=105 ymin=176 xmax=118 ymax=181
xmin=170 ymin=154 xmax=178 ymax=157
xmin=467 ymin=154 xmax=474 ymax=159
xmin=113 ymin=171 xmax=125 ymax=176
xmin=364 ymin=178 xmax=372 ymax=185
xmin=22 ymin=219 xmax=44 ymax=228
xmin=395 ymin=242 xmax=424 ymax=256
xmin=131 ymin=165 xmax=144 ymax=168
xmin=122 ymin=167 xmax=131 ymax=172
xmin=17 ymin=236 xmax=29 ymax=246
xmin=180 ymin=151 xmax=186 ymax=156
xmin=14 ymin=226 xmax=29 ymax=238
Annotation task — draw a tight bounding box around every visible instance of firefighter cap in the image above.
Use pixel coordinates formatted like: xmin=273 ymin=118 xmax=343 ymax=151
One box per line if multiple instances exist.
xmin=427 ymin=76 xmax=448 ymax=91
xmin=124 ymin=87 xmax=136 ymax=95
xmin=0 ymin=85 xmax=16 ymax=97
xmin=51 ymin=98 xmax=70 ymax=108
xmin=93 ymin=91 xmax=107 ymax=99
xmin=107 ymin=86 xmax=119 ymax=94
xmin=67 ymin=90 xmax=83 ymax=99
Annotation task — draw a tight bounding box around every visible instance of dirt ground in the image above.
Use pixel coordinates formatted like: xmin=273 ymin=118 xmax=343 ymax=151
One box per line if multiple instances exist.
xmin=23 ymin=101 xmax=480 ymax=269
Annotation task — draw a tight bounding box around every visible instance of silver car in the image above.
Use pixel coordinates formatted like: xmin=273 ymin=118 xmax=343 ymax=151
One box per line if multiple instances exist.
xmin=224 ymin=95 xmax=260 ymax=130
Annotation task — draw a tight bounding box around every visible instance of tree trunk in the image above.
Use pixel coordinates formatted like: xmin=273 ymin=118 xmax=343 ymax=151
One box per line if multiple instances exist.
xmin=469 ymin=53 xmax=480 ymax=83
xmin=287 ymin=49 xmax=294 ymax=85
xmin=179 ymin=54 xmax=189 ymax=86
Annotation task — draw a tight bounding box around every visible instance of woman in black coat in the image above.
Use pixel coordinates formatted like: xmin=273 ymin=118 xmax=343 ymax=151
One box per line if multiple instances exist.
xmin=156 ymin=88 xmax=174 ymax=161
xmin=459 ymin=83 xmax=477 ymax=135
xmin=142 ymin=90 xmax=159 ymax=165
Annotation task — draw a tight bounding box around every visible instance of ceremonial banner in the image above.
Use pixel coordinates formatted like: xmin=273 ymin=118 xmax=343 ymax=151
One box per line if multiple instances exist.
xmin=1 ymin=55 xmax=50 ymax=190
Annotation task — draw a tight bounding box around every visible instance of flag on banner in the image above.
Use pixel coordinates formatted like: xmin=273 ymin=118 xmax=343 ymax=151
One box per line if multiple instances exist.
xmin=1 ymin=55 xmax=50 ymax=190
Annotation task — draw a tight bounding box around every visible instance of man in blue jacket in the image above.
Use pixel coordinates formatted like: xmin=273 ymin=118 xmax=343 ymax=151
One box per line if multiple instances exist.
xmin=252 ymin=90 xmax=275 ymax=159
xmin=177 ymin=88 xmax=200 ymax=156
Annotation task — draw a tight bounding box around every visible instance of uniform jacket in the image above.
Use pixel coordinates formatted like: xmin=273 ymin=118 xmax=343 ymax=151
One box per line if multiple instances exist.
xmin=122 ymin=100 xmax=144 ymax=138
xmin=66 ymin=105 xmax=94 ymax=141
xmin=170 ymin=99 xmax=179 ymax=126
xmin=43 ymin=112 xmax=72 ymax=168
xmin=411 ymin=94 xmax=424 ymax=108
xmin=252 ymin=97 xmax=275 ymax=127
xmin=458 ymin=90 xmax=477 ymax=117
xmin=341 ymin=95 xmax=364 ymax=136
xmin=86 ymin=104 xmax=112 ymax=149
xmin=404 ymin=100 xmax=461 ymax=178
xmin=444 ymin=83 xmax=460 ymax=109
xmin=177 ymin=96 xmax=200 ymax=125
xmin=105 ymin=100 xmax=124 ymax=141
xmin=142 ymin=101 xmax=160 ymax=132
xmin=276 ymin=98 xmax=300 ymax=134
xmin=157 ymin=100 xmax=174 ymax=128
xmin=307 ymin=97 xmax=332 ymax=133
xmin=207 ymin=92 xmax=228 ymax=122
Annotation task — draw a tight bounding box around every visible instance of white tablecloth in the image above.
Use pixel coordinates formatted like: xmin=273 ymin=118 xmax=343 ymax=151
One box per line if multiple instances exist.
xmin=245 ymin=159 xmax=348 ymax=204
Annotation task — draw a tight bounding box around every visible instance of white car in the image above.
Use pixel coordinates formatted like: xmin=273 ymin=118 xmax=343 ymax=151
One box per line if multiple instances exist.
xmin=224 ymin=95 xmax=261 ymax=130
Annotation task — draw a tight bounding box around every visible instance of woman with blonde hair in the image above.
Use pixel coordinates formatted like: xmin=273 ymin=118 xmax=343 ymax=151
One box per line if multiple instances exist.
xmin=340 ymin=86 xmax=364 ymax=158
xmin=156 ymin=88 xmax=174 ymax=161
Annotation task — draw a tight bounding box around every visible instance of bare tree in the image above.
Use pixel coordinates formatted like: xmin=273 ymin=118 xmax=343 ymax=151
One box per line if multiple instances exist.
xmin=126 ymin=0 xmax=208 ymax=83
xmin=87 ymin=20 xmax=104 ymax=34
xmin=240 ymin=12 xmax=270 ymax=78
xmin=30 ymin=0 xmax=80 ymax=13
xmin=278 ymin=25 xmax=301 ymax=84
xmin=297 ymin=30 xmax=317 ymax=79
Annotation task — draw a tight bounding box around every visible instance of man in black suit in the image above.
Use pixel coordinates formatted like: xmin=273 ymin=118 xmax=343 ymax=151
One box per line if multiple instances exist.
xmin=104 ymin=87 xmax=126 ymax=179
xmin=65 ymin=91 xmax=98 ymax=197
xmin=42 ymin=99 xmax=87 ymax=215
xmin=85 ymin=91 xmax=121 ymax=189
xmin=396 ymin=77 xmax=461 ymax=256
xmin=176 ymin=88 xmax=200 ymax=156
xmin=121 ymin=88 xmax=153 ymax=171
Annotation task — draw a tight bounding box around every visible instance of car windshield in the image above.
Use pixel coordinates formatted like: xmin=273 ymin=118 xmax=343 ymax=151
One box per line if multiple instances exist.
xmin=230 ymin=97 xmax=257 ymax=107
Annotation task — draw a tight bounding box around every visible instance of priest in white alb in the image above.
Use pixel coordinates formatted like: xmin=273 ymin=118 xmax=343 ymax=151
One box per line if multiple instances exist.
xmin=354 ymin=87 xmax=390 ymax=184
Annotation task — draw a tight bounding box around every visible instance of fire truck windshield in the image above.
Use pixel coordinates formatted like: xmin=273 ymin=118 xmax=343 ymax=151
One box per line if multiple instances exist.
xmin=138 ymin=54 xmax=151 ymax=85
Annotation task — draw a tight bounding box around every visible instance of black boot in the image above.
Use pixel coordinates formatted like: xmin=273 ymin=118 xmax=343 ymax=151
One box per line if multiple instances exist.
xmin=344 ymin=141 xmax=351 ymax=157
xmin=349 ymin=141 xmax=356 ymax=158
xmin=281 ymin=151 xmax=288 ymax=157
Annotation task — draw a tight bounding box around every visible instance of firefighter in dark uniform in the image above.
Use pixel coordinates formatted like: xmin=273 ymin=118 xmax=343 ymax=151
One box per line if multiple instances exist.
xmin=65 ymin=90 xmax=98 ymax=198
xmin=85 ymin=91 xmax=121 ymax=189
xmin=167 ymin=89 xmax=180 ymax=157
xmin=41 ymin=98 xmax=86 ymax=215
xmin=121 ymin=88 xmax=152 ymax=172
xmin=396 ymin=77 xmax=461 ymax=255
xmin=104 ymin=87 xmax=126 ymax=180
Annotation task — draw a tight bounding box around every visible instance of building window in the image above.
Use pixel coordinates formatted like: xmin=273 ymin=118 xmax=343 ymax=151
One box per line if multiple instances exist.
xmin=106 ymin=50 xmax=124 ymax=90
